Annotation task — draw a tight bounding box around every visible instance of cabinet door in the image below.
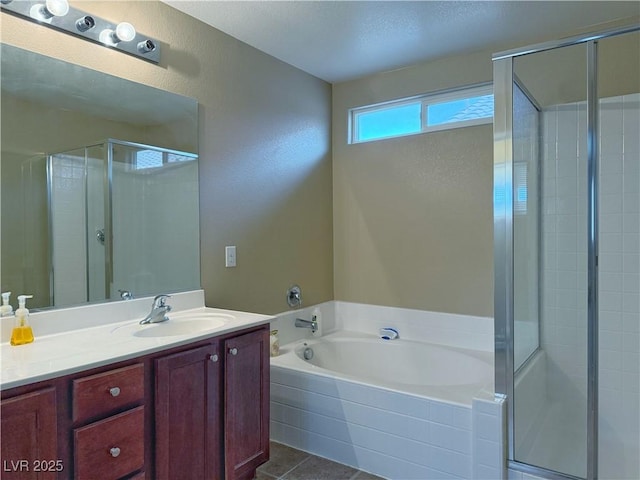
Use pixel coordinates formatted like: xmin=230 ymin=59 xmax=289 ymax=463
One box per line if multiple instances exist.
xmin=155 ymin=343 xmax=221 ymax=480
xmin=1 ymin=388 xmax=59 ymax=479
xmin=224 ymin=328 xmax=269 ymax=480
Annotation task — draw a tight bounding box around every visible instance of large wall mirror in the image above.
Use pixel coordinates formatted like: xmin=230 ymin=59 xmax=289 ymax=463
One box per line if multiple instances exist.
xmin=1 ymin=44 xmax=200 ymax=310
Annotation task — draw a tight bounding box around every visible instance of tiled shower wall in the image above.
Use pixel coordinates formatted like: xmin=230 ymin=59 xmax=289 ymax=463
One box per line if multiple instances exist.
xmin=50 ymin=153 xmax=105 ymax=306
xmin=540 ymin=93 xmax=639 ymax=479
xmin=50 ymin=154 xmax=88 ymax=306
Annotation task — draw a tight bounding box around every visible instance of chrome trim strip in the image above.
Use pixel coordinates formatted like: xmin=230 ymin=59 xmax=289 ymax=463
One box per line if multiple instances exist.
xmin=493 ymin=21 xmax=639 ymax=60
xmin=105 ymin=142 xmax=114 ymax=300
xmin=83 ymin=147 xmax=90 ymax=303
xmin=513 ymin=74 xmax=542 ymax=112
xmin=586 ymin=40 xmax=599 ymax=480
xmin=105 ymin=138 xmax=198 ymax=159
xmin=46 ymin=155 xmax=54 ymax=306
xmin=492 ymin=56 xmax=515 ymax=458
xmin=509 ymin=460 xmax=586 ymax=480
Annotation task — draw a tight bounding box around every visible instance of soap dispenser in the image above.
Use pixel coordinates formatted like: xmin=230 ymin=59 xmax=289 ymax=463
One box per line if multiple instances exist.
xmin=10 ymin=294 xmax=34 ymax=346
xmin=0 ymin=292 xmax=13 ymax=317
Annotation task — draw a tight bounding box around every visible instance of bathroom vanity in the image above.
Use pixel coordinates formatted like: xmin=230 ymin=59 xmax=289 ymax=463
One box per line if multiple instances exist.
xmin=0 ymin=293 xmax=271 ymax=480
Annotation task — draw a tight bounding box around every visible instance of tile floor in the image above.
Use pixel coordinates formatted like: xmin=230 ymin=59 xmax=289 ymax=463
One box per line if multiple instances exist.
xmin=256 ymin=441 xmax=385 ymax=480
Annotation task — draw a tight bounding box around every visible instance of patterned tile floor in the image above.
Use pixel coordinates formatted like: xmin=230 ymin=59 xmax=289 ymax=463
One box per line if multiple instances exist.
xmin=256 ymin=441 xmax=385 ymax=480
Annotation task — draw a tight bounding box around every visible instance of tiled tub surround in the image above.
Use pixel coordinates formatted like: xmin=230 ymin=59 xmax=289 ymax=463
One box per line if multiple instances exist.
xmin=270 ymin=302 xmax=505 ymax=479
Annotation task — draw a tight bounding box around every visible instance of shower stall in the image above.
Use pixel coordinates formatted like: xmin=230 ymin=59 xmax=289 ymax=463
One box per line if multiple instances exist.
xmin=494 ymin=24 xmax=639 ymax=480
xmin=48 ymin=139 xmax=199 ymax=307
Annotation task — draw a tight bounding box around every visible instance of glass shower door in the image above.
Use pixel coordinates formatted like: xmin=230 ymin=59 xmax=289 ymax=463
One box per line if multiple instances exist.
xmin=596 ymin=31 xmax=640 ymax=480
xmin=109 ymin=140 xmax=200 ymax=300
xmin=511 ymin=43 xmax=590 ymax=478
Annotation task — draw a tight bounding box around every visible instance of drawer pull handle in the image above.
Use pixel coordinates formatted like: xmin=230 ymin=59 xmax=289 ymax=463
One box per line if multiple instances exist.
xmin=209 ymin=354 xmax=219 ymax=362
xmin=109 ymin=387 xmax=121 ymax=397
xmin=110 ymin=447 xmax=121 ymax=458
xmin=229 ymin=347 xmax=238 ymax=356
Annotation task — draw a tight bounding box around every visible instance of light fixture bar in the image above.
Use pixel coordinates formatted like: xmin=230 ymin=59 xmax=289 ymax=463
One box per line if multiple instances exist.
xmin=1 ymin=0 xmax=161 ymax=64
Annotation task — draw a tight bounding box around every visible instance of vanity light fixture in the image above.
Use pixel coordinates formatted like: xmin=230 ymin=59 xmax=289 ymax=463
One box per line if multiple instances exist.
xmin=0 ymin=0 xmax=160 ymax=63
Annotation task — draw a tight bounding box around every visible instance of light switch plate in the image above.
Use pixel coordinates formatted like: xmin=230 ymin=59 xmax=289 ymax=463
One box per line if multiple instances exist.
xmin=225 ymin=246 xmax=236 ymax=267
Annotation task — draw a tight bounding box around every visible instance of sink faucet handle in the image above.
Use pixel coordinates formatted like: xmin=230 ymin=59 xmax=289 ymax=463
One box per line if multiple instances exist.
xmin=153 ymin=294 xmax=171 ymax=307
xmin=118 ymin=289 xmax=134 ymax=300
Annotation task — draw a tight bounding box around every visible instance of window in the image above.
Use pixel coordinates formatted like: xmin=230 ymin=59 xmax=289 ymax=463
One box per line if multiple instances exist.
xmin=349 ymin=84 xmax=493 ymax=144
xmin=135 ymin=149 xmax=163 ymax=170
xmin=133 ymin=150 xmax=195 ymax=170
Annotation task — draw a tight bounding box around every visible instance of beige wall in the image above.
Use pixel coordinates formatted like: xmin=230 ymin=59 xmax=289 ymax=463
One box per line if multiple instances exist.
xmin=1 ymin=1 xmax=333 ymax=314
xmin=332 ymin=49 xmax=496 ymax=317
xmin=331 ymin=17 xmax=638 ymax=318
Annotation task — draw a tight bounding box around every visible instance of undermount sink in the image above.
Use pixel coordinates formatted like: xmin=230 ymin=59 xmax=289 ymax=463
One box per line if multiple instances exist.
xmin=112 ymin=311 xmax=233 ymax=338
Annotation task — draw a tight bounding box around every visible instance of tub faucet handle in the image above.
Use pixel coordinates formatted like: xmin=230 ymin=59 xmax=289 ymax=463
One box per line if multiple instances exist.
xmin=379 ymin=327 xmax=399 ymax=340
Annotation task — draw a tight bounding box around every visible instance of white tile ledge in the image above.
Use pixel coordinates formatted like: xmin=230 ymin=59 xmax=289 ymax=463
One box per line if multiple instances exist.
xmin=1 ymin=290 xmax=272 ymax=391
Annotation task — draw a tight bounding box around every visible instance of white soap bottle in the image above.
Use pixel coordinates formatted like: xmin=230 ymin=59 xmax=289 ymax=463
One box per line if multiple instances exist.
xmin=0 ymin=292 xmax=14 ymax=317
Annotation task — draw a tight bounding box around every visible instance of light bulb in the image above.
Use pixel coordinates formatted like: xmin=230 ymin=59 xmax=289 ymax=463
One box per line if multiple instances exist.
xmin=115 ymin=22 xmax=136 ymax=42
xmin=45 ymin=0 xmax=69 ymax=17
xmin=100 ymin=22 xmax=136 ymax=45
xmin=30 ymin=0 xmax=68 ymax=21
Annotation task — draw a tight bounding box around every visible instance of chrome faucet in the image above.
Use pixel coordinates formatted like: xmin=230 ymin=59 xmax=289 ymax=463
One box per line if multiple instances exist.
xmin=139 ymin=294 xmax=172 ymax=325
xmin=295 ymin=315 xmax=318 ymax=333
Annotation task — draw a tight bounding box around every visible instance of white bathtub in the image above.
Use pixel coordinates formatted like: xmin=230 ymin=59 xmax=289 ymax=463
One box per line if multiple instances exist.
xmin=272 ymin=331 xmax=493 ymax=405
xmin=270 ymin=324 xmax=501 ymax=479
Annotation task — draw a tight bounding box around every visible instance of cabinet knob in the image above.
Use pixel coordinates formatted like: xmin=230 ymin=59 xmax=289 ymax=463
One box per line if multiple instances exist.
xmin=229 ymin=347 xmax=238 ymax=356
xmin=110 ymin=447 xmax=121 ymax=458
xmin=108 ymin=387 xmax=121 ymax=397
xmin=209 ymin=354 xmax=219 ymax=363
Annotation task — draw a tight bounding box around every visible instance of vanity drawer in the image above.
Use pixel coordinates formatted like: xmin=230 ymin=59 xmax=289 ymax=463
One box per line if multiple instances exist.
xmin=74 ymin=406 xmax=144 ymax=480
xmin=73 ymin=363 xmax=144 ymax=422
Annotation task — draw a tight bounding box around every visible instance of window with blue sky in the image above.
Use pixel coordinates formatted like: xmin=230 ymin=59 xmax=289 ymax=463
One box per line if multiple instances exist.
xmin=350 ymin=84 xmax=493 ymax=144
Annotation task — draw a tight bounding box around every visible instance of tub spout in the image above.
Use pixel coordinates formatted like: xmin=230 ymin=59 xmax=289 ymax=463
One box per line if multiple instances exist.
xmin=379 ymin=327 xmax=399 ymax=340
xmin=295 ymin=315 xmax=318 ymax=333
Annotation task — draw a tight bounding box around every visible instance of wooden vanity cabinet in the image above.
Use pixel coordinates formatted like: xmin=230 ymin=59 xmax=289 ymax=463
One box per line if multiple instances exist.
xmin=72 ymin=364 xmax=145 ymax=480
xmin=0 ymin=387 xmax=58 ymax=479
xmin=155 ymin=343 xmax=222 ymax=480
xmin=224 ymin=328 xmax=270 ymax=480
xmin=0 ymin=324 xmax=270 ymax=480
xmin=153 ymin=327 xmax=270 ymax=480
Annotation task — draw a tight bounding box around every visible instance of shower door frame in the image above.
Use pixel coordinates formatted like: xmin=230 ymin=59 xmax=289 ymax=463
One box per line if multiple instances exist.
xmin=493 ymin=21 xmax=640 ymax=480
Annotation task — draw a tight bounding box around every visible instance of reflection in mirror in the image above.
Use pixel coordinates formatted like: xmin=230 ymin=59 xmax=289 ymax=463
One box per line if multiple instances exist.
xmin=1 ymin=44 xmax=200 ymax=310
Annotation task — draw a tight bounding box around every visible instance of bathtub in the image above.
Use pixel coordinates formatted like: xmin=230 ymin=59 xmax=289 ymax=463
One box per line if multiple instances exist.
xmin=270 ymin=326 xmax=501 ymax=479
xmin=272 ymin=331 xmax=493 ymax=405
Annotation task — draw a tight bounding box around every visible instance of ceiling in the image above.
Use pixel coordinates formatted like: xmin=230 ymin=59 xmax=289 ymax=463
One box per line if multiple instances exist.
xmin=162 ymin=1 xmax=639 ymax=83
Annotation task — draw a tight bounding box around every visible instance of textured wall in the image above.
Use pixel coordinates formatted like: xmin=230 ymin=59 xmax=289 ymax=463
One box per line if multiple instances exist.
xmin=1 ymin=1 xmax=333 ymax=314
xmin=332 ymin=49 xmax=495 ymax=317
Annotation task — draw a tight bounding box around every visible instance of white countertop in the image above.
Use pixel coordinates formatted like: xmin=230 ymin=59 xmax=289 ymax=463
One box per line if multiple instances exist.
xmin=0 ymin=291 xmax=272 ymax=391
